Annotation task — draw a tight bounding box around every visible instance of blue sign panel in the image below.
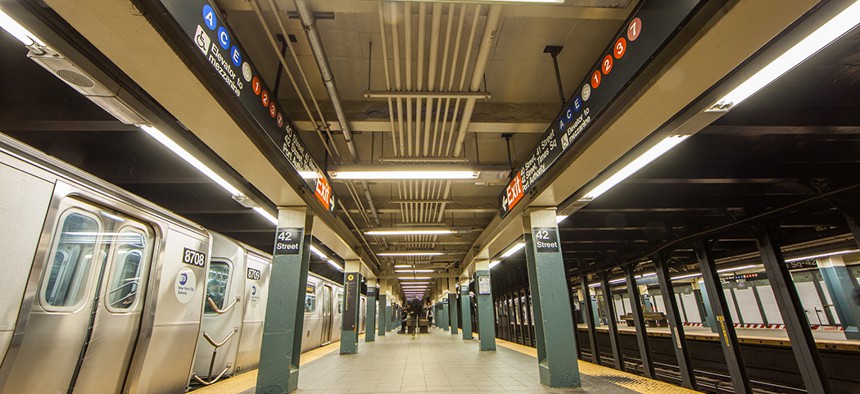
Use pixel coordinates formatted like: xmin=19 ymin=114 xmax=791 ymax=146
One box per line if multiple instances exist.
xmin=499 ymin=0 xmax=702 ymax=217
xmin=155 ymin=0 xmax=336 ymax=213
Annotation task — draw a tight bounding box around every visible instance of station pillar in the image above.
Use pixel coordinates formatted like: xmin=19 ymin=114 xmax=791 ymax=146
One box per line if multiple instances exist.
xmin=340 ymin=260 xmax=362 ymax=355
xmin=256 ymin=207 xmax=313 ymax=394
xmin=378 ymin=279 xmax=388 ymax=336
xmin=754 ymin=224 xmax=830 ymax=393
xmin=448 ymin=277 xmax=459 ymax=335
xmin=816 ymin=255 xmax=860 ymax=339
xmin=441 ymin=293 xmax=450 ymax=331
xmin=365 ymin=279 xmax=377 ymax=342
xmin=580 ymin=276 xmax=600 ymax=365
xmin=523 ymin=208 xmax=580 ymax=388
xmin=694 ymin=239 xmax=751 ymax=394
xmin=474 ymin=259 xmax=496 ymax=351
xmin=696 ymin=280 xmax=718 ymax=333
xmin=460 ymin=278 xmax=473 ymax=340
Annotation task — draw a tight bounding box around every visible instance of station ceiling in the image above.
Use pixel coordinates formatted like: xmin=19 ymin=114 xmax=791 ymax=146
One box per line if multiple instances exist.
xmin=1 ymin=0 xmax=858 ymax=295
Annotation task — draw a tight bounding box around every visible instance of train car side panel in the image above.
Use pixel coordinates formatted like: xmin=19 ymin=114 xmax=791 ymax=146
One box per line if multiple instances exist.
xmin=130 ymin=225 xmax=209 ymax=393
xmin=235 ymin=251 xmax=271 ymax=373
xmin=0 ymin=161 xmax=53 ymax=364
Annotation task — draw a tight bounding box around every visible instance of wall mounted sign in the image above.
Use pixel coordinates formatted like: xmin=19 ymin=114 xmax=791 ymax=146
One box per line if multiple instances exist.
xmin=532 ymin=227 xmax=561 ymax=253
xmin=477 ymin=275 xmax=492 ymax=295
xmin=342 ymin=273 xmax=360 ymax=331
xmin=273 ymin=228 xmax=303 ymax=255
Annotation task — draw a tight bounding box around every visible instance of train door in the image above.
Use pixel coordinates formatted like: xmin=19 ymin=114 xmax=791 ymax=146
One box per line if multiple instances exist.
xmin=321 ymin=285 xmax=333 ymax=344
xmin=192 ymin=234 xmax=244 ymax=385
xmin=235 ymin=252 xmax=271 ymax=373
xmin=0 ymin=199 xmax=154 ymax=393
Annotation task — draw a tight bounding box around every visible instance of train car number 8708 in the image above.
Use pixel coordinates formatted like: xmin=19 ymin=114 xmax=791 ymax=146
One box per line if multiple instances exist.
xmin=182 ymin=248 xmax=206 ymax=267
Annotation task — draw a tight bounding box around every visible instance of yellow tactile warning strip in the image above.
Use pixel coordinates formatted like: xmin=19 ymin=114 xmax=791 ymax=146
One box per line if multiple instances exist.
xmin=194 ymin=335 xmax=357 ymax=394
xmin=495 ymin=338 xmax=701 ymax=394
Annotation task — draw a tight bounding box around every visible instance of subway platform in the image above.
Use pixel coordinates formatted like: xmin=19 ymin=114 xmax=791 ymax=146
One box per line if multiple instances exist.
xmin=198 ymin=328 xmax=694 ymax=394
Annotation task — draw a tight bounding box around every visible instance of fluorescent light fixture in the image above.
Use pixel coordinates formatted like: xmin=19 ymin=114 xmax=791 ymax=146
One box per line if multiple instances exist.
xmin=489 ymin=260 xmax=501 ymax=269
xmin=785 ymin=249 xmax=859 ymax=263
xmin=365 ymin=228 xmax=454 ymax=236
xmin=395 ymin=269 xmax=435 ymax=273
xmin=330 ymin=170 xmax=478 ymax=180
xmin=609 ymin=278 xmax=625 ymax=284
xmin=394 ymin=265 xmax=413 ymax=268
xmin=708 ymin=1 xmax=860 ymax=112
xmin=581 ymin=135 xmax=689 ymax=201
xmin=378 ymin=251 xmax=444 ymax=256
xmin=140 ymin=126 xmax=243 ymax=197
xmin=299 ymin=171 xmax=319 ymax=179
xmin=398 ymin=277 xmax=431 ymax=280
xmin=501 ymin=242 xmax=526 ymax=258
xmin=309 ymin=245 xmax=328 ymax=260
xmin=328 ymin=259 xmax=344 ymax=271
xmin=671 ymin=273 xmax=702 ymax=281
xmin=556 ymin=215 xmax=568 ymax=224
xmin=253 ymin=207 xmax=278 ymax=225
xmin=0 ymin=9 xmax=46 ymax=46
xmin=588 ymin=282 xmax=600 ymax=288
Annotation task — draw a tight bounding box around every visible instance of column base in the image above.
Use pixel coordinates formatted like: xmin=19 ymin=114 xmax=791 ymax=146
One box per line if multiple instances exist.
xmin=538 ymin=361 xmax=581 ymax=388
xmin=257 ymin=367 xmax=300 ymax=394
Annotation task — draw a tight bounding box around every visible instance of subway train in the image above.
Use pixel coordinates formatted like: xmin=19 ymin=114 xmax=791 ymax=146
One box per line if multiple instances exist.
xmin=0 ymin=133 xmax=365 ymax=393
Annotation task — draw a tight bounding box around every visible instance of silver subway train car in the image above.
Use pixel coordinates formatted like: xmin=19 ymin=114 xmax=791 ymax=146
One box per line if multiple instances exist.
xmin=0 ymin=134 xmax=364 ymax=393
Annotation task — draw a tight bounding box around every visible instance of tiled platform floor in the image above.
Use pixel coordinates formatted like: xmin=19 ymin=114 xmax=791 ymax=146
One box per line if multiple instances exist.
xmin=199 ymin=328 xmax=696 ymax=393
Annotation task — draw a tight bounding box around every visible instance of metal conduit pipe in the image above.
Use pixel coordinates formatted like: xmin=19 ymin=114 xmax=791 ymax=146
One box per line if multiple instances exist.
xmin=293 ymin=0 xmax=381 ymax=225
xmin=453 ymin=5 xmax=502 ymax=158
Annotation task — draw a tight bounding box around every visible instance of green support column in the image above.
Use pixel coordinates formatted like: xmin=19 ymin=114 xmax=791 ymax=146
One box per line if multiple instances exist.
xmin=697 ymin=280 xmax=718 ymax=333
xmin=365 ymin=281 xmax=377 ymax=342
xmin=475 ymin=260 xmax=496 ymax=351
xmin=817 ymin=255 xmax=860 ymax=339
xmin=436 ymin=302 xmax=442 ymax=328
xmin=378 ymin=291 xmax=388 ymax=337
xmin=449 ymin=278 xmax=459 ymax=335
xmin=340 ymin=261 xmax=362 ymax=355
xmin=386 ymin=303 xmax=394 ymax=331
xmin=461 ymin=282 xmax=473 ymax=340
xmin=523 ymin=208 xmax=580 ymax=388
xmin=441 ymin=297 xmax=450 ymax=331
xmin=256 ymin=207 xmax=313 ymax=394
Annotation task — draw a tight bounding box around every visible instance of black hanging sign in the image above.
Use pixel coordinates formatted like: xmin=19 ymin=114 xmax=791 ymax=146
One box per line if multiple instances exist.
xmin=156 ymin=0 xmax=336 ymax=213
xmin=499 ymin=0 xmax=702 ymax=217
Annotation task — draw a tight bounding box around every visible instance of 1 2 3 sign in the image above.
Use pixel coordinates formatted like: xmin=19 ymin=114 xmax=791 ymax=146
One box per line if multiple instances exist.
xmin=274 ymin=228 xmax=303 ymax=255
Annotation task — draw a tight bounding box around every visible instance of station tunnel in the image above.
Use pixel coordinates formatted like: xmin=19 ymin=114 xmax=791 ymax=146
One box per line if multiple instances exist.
xmin=1 ymin=0 xmax=859 ymax=393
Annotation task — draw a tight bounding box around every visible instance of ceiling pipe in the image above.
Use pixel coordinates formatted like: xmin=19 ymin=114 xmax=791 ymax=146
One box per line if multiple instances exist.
xmin=453 ymin=4 xmax=502 ymax=158
xmin=293 ymin=0 xmax=381 ymax=226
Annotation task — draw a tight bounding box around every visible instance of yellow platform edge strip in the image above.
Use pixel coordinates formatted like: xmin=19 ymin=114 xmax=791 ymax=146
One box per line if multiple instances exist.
xmin=495 ymin=338 xmax=700 ymax=394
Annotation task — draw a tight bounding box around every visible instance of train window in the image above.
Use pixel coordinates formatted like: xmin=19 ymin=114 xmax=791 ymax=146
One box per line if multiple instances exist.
xmin=305 ymin=293 xmax=317 ymax=313
xmin=106 ymin=227 xmax=150 ymax=311
xmin=338 ymin=292 xmax=343 ymax=314
xmin=205 ymin=261 xmax=231 ymax=313
xmin=42 ymin=210 xmax=102 ymax=308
